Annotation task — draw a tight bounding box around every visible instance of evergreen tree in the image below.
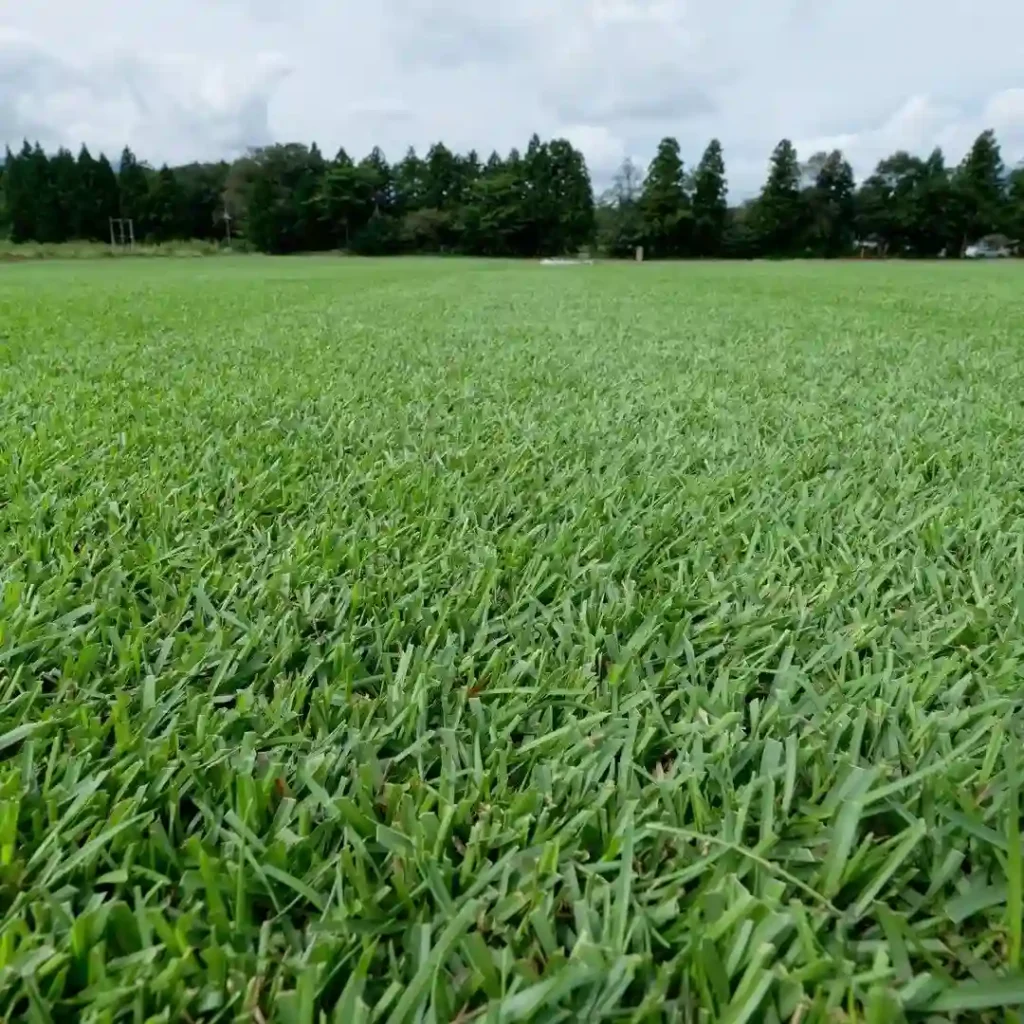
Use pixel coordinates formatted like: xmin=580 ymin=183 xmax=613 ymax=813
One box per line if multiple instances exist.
xmin=1008 ymin=164 xmax=1024 ymax=247
xmin=74 ymin=146 xmax=99 ymax=239
xmin=413 ymin=142 xmax=461 ymax=250
xmin=49 ymin=147 xmax=79 ymax=242
xmin=75 ymin=146 xmax=119 ymax=240
xmin=460 ymin=150 xmax=482 ymax=199
xmin=913 ymin=149 xmax=960 ymax=257
xmin=147 ymin=165 xmax=187 ymax=242
xmin=808 ymin=150 xmax=855 ymax=257
xmin=423 ymin=142 xmax=461 ymax=210
xmin=94 ymin=154 xmax=121 ymax=237
xmin=6 ymin=143 xmax=34 ymax=243
xmin=317 ymin=149 xmax=375 ymax=248
xmin=956 ymin=129 xmax=1007 ymax=245
xmin=394 ymin=148 xmax=427 ymax=218
xmin=639 ymin=137 xmax=691 ymax=257
xmin=692 ymin=139 xmax=728 ymax=256
xmin=3 ymin=128 xmax=1021 ymax=257
xmin=175 ymin=162 xmax=229 ymax=240
xmin=118 ymin=146 xmax=150 ymax=237
xmin=246 ymin=166 xmax=282 ymax=253
xmin=753 ymin=139 xmax=804 ymax=256
xmin=290 ymin=143 xmax=328 ymax=251
xmin=359 ymin=147 xmax=395 ymax=216
xmin=0 ymin=161 xmax=8 ymax=239
xmin=546 ymin=138 xmax=594 ymax=254
xmin=461 ymin=149 xmax=532 ymax=256
xmin=522 ymin=134 xmax=555 ymax=255
xmin=26 ymin=144 xmax=61 ymax=243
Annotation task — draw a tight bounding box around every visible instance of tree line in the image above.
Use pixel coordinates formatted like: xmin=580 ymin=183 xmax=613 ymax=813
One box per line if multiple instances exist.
xmin=2 ymin=130 xmax=1023 ymax=257
xmin=0 ymin=142 xmax=229 ymax=246
xmin=600 ymin=131 xmax=1023 ymax=258
xmin=226 ymin=136 xmax=594 ymax=256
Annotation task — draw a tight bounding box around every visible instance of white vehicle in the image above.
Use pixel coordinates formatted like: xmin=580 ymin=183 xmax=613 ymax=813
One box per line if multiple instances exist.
xmin=965 ymin=241 xmax=1013 ymax=258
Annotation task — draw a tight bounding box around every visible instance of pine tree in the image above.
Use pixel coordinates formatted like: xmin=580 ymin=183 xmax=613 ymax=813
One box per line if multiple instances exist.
xmin=0 ymin=160 xmax=8 ymax=240
xmin=292 ymin=143 xmax=328 ymax=251
xmin=94 ymin=155 xmax=121 ymax=239
xmin=394 ymin=148 xmax=427 ymax=217
xmin=913 ymin=149 xmax=958 ymax=257
xmin=27 ymin=144 xmax=60 ymax=243
xmin=49 ymin=147 xmax=79 ymax=242
xmin=359 ymin=147 xmax=394 ymax=215
xmin=74 ymin=146 xmax=99 ymax=239
xmin=118 ymin=146 xmax=150 ymax=237
xmin=522 ymin=134 xmax=555 ymax=255
xmin=74 ymin=146 xmax=119 ymax=240
xmin=639 ymin=137 xmax=691 ymax=257
xmin=1008 ymin=164 xmax=1024 ymax=248
xmin=423 ymin=143 xmax=460 ymax=210
xmin=246 ymin=165 xmax=281 ymax=253
xmin=6 ymin=143 xmax=34 ymax=242
xmin=147 ymin=166 xmax=187 ymax=242
xmin=754 ymin=139 xmax=804 ymax=256
xmin=957 ymin=129 xmax=1007 ymax=245
xmin=692 ymin=139 xmax=728 ymax=256
xmin=547 ymin=138 xmax=594 ymax=254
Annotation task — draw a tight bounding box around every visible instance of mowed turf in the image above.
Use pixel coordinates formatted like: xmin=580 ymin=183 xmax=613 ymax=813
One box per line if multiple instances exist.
xmin=2 ymin=257 xmax=1024 ymax=1022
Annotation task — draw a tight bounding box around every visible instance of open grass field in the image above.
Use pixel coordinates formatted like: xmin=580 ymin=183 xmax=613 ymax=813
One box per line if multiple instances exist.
xmin=2 ymin=256 xmax=1024 ymax=1022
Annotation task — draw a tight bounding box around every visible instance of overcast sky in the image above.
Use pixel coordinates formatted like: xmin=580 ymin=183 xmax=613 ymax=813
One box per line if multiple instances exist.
xmin=2 ymin=0 xmax=1023 ymax=195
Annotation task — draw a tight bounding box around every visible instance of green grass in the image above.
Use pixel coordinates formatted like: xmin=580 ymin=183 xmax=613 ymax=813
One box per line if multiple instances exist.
xmin=2 ymin=256 xmax=1024 ymax=1022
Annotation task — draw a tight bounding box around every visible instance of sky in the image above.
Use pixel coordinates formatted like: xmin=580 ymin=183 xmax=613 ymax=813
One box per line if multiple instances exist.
xmin=2 ymin=0 xmax=1023 ymax=196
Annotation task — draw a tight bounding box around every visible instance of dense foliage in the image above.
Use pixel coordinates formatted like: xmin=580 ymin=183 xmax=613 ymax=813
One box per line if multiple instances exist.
xmin=0 ymin=142 xmax=229 ymax=246
xmin=3 ymin=258 xmax=1024 ymax=1020
xmin=597 ymin=131 xmax=1024 ymax=260
xmin=2 ymin=129 xmax=1023 ymax=255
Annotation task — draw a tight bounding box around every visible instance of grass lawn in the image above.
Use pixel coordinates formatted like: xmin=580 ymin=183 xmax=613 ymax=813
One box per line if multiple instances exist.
xmin=2 ymin=256 xmax=1024 ymax=1021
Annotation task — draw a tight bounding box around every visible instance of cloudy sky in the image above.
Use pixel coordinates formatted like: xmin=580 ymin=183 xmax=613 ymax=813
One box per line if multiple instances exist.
xmin=2 ymin=0 xmax=1023 ymax=195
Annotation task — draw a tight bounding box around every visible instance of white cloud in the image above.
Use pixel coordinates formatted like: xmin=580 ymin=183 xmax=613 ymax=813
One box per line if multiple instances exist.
xmin=0 ymin=26 xmax=288 ymax=162
xmin=2 ymin=1 xmax=1023 ymax=193
xmin=792 ymin=91 xmax=1024 ymax=187
xmin=562 ymin=124 xmax=628 ymax=182
xmin=984 ymin=89 xmax=1024 ymax=147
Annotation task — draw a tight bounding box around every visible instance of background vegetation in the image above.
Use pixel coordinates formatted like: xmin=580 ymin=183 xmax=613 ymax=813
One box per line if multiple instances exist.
xmin=2 ymin=130 xmax=1022 ymax=257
